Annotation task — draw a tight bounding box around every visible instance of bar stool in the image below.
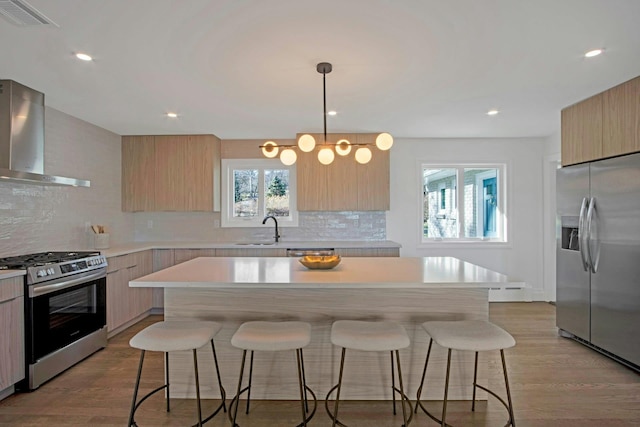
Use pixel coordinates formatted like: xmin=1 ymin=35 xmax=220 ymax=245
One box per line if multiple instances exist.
xmin=415 ymin=320 xmax=516 ymax=426
xmin=326 ymin=320 xmax=413 ymax=427
xmin=229 ymin=321 xmax=316 ymax=427
xmin=128 ymin=321 xmax=226 ymax=427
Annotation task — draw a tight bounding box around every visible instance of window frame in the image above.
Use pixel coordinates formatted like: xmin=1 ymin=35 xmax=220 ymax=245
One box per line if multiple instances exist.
xmin=420 ymin=163 xmax=508 ymax=245
xmin=221 ymin=158 xmax=298 ymax=228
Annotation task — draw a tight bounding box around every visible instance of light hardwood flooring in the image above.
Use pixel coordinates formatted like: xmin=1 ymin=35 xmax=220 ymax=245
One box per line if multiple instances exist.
xmin=0 ymin=302 xmax=639 ymax=426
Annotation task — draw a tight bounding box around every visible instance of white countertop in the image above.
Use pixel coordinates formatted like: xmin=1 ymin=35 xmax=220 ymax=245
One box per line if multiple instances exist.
xmin=130 ymin=256 xmax=510 ymax=289
xmin=0 ymin=270 xmax=26 ymax=280
xmin=101 ymin=240 xmax=401 ymax=257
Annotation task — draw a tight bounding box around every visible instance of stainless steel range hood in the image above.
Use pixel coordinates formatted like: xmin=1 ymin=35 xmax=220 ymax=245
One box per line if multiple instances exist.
xmin=0 ymin=80 xmax=90 ymax=187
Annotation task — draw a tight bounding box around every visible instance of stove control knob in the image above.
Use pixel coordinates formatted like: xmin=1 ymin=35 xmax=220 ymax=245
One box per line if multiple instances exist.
xmin=48 ymin=268 xmax=55 ymax=275
xmin=37 ymin=269 xmax=46 ymax=277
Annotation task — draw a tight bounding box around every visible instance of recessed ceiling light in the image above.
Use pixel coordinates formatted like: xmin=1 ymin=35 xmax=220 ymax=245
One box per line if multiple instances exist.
xmin=328 ymin=110 xmax=337 ymax=116
xmin=75 ymin=53 xmax=93 ymax=61
xmin=487 ymin=109 xmax=499 ymax=116
xmin=166 ymin=112 xmax=178 ymax=118
xmin=585 ymin=49 xmax=603 ymax=58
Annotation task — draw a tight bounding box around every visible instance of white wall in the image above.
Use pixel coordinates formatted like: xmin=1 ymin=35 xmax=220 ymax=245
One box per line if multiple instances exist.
xmin=0 ymin=107 xmax=133 ymax=257
xmin=387 ymin=137 xmax=548 ymax=300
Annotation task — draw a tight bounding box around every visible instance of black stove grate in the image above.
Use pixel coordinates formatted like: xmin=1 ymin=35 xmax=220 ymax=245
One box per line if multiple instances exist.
xmin=0 ymin=251 xmax=100 ymax=270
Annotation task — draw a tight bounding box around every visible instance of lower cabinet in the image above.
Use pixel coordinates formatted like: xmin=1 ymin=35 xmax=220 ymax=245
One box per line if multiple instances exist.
xmin=335 ymin=248 xmax=400 ymax=257
xmin=0 ymin=276 xmax=25 ymax=395
xmin=106 ymin=251 xmax=153 ymax=335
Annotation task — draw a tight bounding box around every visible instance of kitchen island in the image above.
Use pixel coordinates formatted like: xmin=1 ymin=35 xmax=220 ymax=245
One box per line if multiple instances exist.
xmin=130 ymin=256 xmax=512 ymax=400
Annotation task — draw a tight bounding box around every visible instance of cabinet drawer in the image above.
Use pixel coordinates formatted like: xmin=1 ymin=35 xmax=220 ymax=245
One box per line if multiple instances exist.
xmin=0 ymin=277 xmax=23 ymax=303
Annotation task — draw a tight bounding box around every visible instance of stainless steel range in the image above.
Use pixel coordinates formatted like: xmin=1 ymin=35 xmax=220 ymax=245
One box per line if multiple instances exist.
xmin=0 ymin=251 xmax=108 ymax=390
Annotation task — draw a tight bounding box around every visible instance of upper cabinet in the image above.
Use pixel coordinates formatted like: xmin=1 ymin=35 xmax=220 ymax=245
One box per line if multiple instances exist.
xmin=562 ymin=75 xmax=640 ymax=166
xmin=603 ymin=76 xmax=640 ymax=158
xmin=122 ymin=134 xmax=221 ymax=212
xmin=561 ymin=94 xmax=603 ymax=166
xmin=297 ymin=133 xmax=390 ymax=211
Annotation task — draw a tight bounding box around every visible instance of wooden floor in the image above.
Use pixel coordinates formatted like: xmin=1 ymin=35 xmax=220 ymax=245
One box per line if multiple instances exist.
xmin=1 ymin=302 xmax=639 ymax=426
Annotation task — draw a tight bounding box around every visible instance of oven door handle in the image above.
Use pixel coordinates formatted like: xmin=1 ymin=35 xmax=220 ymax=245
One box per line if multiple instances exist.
xmin=29 ymin=269 xmax=106 ymax=297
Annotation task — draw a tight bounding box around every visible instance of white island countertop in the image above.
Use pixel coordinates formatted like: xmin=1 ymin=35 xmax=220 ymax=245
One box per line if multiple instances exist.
xmin=130 ymin=256 xmax=510 ymax=289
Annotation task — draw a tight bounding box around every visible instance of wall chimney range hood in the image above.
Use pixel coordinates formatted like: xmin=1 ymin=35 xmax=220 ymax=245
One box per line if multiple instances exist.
xmin=0 ymin=80 xmax=90 ymax=187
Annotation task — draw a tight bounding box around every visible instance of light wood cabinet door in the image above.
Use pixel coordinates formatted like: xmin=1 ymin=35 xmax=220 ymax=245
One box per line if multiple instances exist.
xmin=0 ymin=277 xmax=24 ymax=390
xmin=152 ymin=249 xmax=175 ymax=308
xmin=356 ymin=134 xmax=390 ymax=210
xmin=335 ymin=248 xmax=399 ymax=257
xmin=106 ymin=252 xmax=152 ymax=333
xmin=603 ymin=76 xmax=640 ymax=158
xmin=215 ymin=248 xmax=286 ymax=257
xmin=326 ymin=133 xmax=359 ymax=211
xmin=297 ymin=133 xmax=390 ymax=211
xmin=174 ymin=249 xmax=217 ymax=264
xmin=122 ymin=134 xmax=220 ymax=212
xmin=297 ymin=140 xmax=330 ymax=211
xmin=122 ymin=136 xmax=156 ymax=212
xmin=154 ymin=135 xmax=187 ymax=211
xmin=128 ymin=251 xmax=153 ymax=317
xmin=561 ymin=94 xmax=603 ymax=166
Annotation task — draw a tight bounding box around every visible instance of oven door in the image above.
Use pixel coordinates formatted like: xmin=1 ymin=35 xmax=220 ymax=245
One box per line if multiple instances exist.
xmin=27 ymin=272 xmax=106 ymax=363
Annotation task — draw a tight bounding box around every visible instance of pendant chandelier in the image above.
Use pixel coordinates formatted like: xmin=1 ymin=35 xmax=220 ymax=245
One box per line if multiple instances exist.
xmin=260 ymin=62 xmax=393 ymax=166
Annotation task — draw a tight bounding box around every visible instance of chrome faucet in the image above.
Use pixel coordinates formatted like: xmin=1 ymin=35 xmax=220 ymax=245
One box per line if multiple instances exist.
xmin=262 ymin=215 xmax=280 ymax=243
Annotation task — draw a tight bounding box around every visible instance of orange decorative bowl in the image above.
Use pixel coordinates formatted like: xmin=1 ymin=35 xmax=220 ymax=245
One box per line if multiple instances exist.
xmin=299 ymin=255 xmax=341 ymax=270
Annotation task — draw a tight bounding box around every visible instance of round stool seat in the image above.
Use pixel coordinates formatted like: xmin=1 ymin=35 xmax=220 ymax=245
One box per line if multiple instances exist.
xmin=331 ymin=320 xmax=410 ymax=351
xmin=130 ymin=320 xmax=222 ymax=352
xmin=231 ymin=321 xmax=311 ymax=351
xmin=421 ymin=320 xmax=515 ymax=352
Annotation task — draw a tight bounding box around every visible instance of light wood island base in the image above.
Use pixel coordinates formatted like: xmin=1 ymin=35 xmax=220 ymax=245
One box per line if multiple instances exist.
xmin=130 ymin=257 xmax=511 ymax=401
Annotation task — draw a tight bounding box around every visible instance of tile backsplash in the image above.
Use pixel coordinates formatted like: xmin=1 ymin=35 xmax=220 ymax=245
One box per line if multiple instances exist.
xmin=0 ymin=108 xmax=134 ymax=257
xmin=133 ymin=211 xmax=386 ymax=242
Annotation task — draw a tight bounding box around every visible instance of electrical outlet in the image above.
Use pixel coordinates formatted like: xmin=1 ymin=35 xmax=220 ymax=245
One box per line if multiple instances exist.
xmin=84 ymin=221 xmax=91 ymax=232
xmin=147 ymin=220 xmax=153 ymax=229
xmin=213 ymin=219 xmax=220 ymax=227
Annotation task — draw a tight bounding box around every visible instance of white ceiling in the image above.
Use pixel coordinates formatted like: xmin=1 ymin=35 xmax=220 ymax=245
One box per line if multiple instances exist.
xmin=2 ymin=0 xmax=640 ymax=140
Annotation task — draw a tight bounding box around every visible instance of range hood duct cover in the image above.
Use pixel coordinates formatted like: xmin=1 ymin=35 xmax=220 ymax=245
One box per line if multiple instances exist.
xmin=0 ymin=80 xmax=90 ymax=187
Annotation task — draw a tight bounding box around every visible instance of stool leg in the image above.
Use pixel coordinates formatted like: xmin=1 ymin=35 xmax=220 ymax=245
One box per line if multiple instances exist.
xmin=441 ymin=348 xmax=452 ymax=427
xmin=231 ymin=350 xmax=247 ymax=427
xmin=128 ymin=350 xmax=145 ymax=427
xmin=394 ymin=350 xmax=409 ymax=427
xmin=193 ymin=349 xmax=203 ymax=427
xmin=246 ymin=350 xmax=254 ymax=414
xmin=296 ymin=349 xmax=307 ymax=427
xmin=165 ymin=352 xmax=170 ymax=412
xmin=415 ymin=338 xmax=433 ymax=413
xmin=472 ymin=351 xmax=479 ymax=411
xmin=300 ymin=349 xmax=309 ymax=413
xmin=390 ymin=351 xmax=397 ymax=415
xmin=501 ymin=349 xmax=516 ymax=427
xmin=210 ymin=340 xmax=227 ymax=413
xmin=331 ymin=348 xmax=346 ymax=427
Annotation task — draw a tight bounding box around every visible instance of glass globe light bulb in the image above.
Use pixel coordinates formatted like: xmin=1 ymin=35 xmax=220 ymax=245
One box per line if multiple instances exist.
xmin=297 ymin=134 xmax=316 ymax=152
xmin=355 ymin=147 xmax=372 ymax=164
xmin=261 ymin=141 xmax=279 ymax=158
xmin=318 ymin=147 xmax=335 ymax=165
xmin=375 ymin=132 xmax=394 ymax=150
xmin=280 ymin=148 xmax=297 ymax=165
xmin=335 ymin=139 xmax=352 ymax=156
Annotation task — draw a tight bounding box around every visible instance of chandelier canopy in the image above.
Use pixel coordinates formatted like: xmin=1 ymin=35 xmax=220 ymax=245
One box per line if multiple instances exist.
xmin=260 ymin=62 xmax=393 ymax=165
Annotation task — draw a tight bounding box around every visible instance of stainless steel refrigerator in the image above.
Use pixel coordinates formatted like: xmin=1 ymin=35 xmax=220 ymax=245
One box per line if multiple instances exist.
xmin=556 ymin=151 xmax=640 ymax=369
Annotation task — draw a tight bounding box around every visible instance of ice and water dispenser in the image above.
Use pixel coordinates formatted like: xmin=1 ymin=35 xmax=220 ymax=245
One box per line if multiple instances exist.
xmin=560 ymin=216 xmax=580 ymax=251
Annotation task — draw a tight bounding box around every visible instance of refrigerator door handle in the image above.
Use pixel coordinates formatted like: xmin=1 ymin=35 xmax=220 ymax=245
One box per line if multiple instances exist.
xmin=586 ymin=197 xmax=600 ymax=273
xmin=578 ymin=197 xmax=590 ymax=271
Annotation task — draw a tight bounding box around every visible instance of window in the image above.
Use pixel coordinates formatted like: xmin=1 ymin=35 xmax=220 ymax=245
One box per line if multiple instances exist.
xmin=221 ymin=159 xmax=298 ymax=227
xmin=422 ymin=164 xmax=506 ymax=242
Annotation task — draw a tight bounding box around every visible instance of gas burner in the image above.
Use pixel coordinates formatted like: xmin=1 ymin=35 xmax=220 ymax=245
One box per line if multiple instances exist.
xmin=0 ymin=251 xmax=100 ymax=270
